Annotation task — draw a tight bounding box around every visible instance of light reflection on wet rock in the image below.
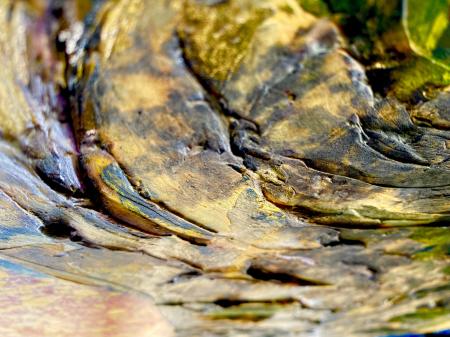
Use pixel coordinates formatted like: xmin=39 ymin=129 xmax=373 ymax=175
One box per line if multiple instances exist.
xmin=0 ymin=0 xmax=448 ymax=336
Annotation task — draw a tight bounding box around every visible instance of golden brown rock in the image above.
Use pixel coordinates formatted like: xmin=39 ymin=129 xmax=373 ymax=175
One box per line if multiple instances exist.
xmin=0 ymin=0 xmax=448 ymax=336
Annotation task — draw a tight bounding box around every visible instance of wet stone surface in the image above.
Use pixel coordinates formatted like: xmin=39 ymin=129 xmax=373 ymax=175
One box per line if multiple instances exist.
xmin=0 ymin=1 xmax=448 ymax=336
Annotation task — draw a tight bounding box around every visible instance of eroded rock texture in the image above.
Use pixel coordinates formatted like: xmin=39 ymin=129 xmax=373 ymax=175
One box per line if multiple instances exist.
xmin=0 ymin=0 xmax=449 ymax=336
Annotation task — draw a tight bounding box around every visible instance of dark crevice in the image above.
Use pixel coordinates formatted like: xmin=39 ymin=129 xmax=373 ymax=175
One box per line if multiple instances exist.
xmin=246 ymin=265 xmax=329 ymax=286
xmin=159 ymin=297 xmax=300 ymax=308
xmin=0 ymin=187 xmax=113 ymax=250
xmin=0 ymin=188 xmax=86 ymax=245
xmin=167 ymin=270 xmax=203 ymax=284
xmin=365 ymin=67 xmax=396 ymax=98
xmin=323 ymin=235 xmax=366 ymax=247
xmin=38 ymin=217 xmax=101 ymax=248
xmin=213 ymin=298 xmax=298 ymax=308
xmin=226 ymin=163 xmax=246 ymax=174
xmin=39 ymin=221 xmax=76 ymax=239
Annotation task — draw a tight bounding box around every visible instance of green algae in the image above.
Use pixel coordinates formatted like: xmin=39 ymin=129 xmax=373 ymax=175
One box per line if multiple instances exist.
xmin=297 ymin=0 xmax=450 ymax=99
xmin=389 ymin=56 xmax=450 ymax=101
xmin=443 ymin=265 xmax=450 ymax=275
xmin=297 ymin=0 xmax=330 ymax=16
xmin=181 ymin=1 xmax=271 ymax=84
xmin=411 ymin=284 xmax=450 ymax=299
xmin=389 ymin=307 xmax=450 ymax=323
xmin=403 ymin=0 xmax=449 ymax=70
xmin=409 ymin=227 xmax=450 ymax=260
xmin=207 ymin=303 xmax=283 ymax=321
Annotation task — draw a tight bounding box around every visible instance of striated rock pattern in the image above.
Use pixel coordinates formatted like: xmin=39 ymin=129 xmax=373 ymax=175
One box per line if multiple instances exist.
xmin=0 ymin=0 xmax=448 ymax=336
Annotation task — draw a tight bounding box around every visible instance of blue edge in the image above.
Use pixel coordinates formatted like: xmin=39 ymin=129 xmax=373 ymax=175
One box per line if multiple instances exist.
xmin=384 ymin=330 xmax=450 ymax=337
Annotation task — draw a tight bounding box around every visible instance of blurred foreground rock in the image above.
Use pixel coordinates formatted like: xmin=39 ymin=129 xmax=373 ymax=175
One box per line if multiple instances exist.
xmin=0 ymin=1 xmax=448 ymax=336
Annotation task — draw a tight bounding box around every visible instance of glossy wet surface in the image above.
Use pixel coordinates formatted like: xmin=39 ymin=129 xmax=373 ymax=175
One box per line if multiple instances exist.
xmin=0 ymin=1 xmax=448 ymax=336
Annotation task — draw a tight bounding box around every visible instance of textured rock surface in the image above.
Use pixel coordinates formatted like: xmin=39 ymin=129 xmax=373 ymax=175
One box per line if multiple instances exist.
xmin=0 ymin=0 xmax=449 ymax=336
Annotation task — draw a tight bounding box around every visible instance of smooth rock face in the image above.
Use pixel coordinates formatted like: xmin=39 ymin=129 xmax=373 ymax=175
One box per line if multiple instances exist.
xmin=0 ymin=0 xmax=448 ymax=336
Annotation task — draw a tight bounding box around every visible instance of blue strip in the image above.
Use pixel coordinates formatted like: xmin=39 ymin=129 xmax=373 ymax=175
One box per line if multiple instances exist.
xmin=0 ymin=258 xmax=44 ymax=278
xmin=384 ymin=330 xmax=450 ymax=337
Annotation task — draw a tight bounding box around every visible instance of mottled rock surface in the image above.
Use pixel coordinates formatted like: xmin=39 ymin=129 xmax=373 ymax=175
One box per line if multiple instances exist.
xmin=0 ymin=1 xmax=449 ymax=336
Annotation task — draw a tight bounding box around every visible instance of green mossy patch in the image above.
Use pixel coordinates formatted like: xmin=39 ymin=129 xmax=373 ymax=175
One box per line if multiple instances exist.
xmin=389 ymin=307 xmax=450 ymax=323
xmin=207 ymin=303 xmax=283 ymax=321
xmin=409 ymin=227 xmax=450 ymax=260
xmin=181 ymin=1 xmax=271 ymax=84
